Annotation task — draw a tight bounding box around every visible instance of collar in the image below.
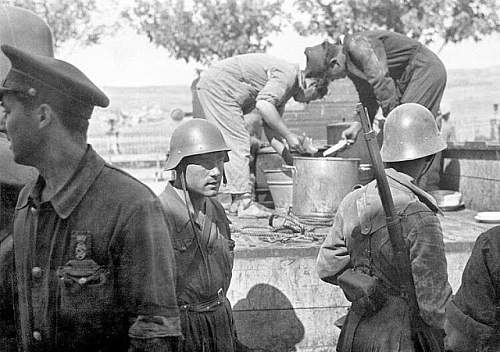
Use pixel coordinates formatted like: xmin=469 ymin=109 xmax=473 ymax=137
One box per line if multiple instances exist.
xmin=385 ymin=168 xmax=441 ymax=214
xmin=16 ymin=145 xmax=106 ymax=219
xmin=161 ymin=182 xmax=231 ymax=230
xmin=385 ymin=168 xmax=415 ymax=184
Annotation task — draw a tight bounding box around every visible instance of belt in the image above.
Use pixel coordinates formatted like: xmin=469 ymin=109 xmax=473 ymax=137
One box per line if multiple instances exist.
xmin=179 ymin=288 xmax=226 ymax=313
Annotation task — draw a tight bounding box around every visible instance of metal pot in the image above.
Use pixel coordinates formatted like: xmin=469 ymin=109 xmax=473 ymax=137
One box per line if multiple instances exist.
xmin=286 ymin=156 xmax=360 ymax=220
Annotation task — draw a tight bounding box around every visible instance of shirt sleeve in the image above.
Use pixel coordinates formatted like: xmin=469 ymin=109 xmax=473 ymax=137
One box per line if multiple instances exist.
xmin=316 ymin=202 xmax=351 ymax=285
xmin=256 ymin=66 xmax=298 ymax=107
xmin=347 ymin=35 xmax=399 ymax=116
xmin=407 ymin=213 xmax=452 ymax=329
xmin=115 ymin=198 xmax=181 ymax=337
xmin=293 ymin=78 xmax=329 ymax=103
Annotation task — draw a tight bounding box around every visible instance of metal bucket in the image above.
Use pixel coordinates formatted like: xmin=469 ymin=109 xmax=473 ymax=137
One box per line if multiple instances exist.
xmin=264 ymin=169 xmax=293 ymax=210
xmin=267 ymin=181 xmax=293 ymax=210
xmin=289 ymin=156 xmax=360 ymax=220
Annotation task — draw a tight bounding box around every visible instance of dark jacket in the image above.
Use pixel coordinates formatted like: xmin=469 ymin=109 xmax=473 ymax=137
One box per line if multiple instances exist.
xmin=317 ymin=169 xmax=451 ymax=351
xmin=445 ymin=229 xmax=500 ymax=351
xmin=12 ymin=146 xmax=180 ymax=352
xmin=159 ymin=182 xmax=234 ymax=304
xmin=159 ymin=183 xmax=236 ymax=352
xmin=344 ymin=30 xmax=445 ymax=120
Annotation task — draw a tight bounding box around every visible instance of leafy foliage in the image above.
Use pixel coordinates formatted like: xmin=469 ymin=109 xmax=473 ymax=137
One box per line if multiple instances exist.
xmin=7 ymin=0 xmax=120 ymax=49
xmin=292 ymin=0 xmax=500 ymax=47
xmin=125 ymin=0 xmax=287 ymax=64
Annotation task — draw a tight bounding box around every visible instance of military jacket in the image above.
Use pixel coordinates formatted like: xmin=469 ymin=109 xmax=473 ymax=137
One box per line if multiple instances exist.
xmin=12 ymin=146 xmax=180 ymax=352
xmin=159 ymin=183 xmax=234 ymax=303
xmin=317 ymin=169 xmax=452 ymax=351
xmin=343 ymin=30 xmax=421 ymax=119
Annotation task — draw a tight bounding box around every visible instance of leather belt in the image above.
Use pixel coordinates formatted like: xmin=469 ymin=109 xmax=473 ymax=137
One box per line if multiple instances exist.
xmin=179 ymin=288 xmax=226 ymax=313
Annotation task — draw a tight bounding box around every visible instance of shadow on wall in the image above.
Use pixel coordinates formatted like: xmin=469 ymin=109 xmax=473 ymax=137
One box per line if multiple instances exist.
xmin=233 ymin=283 xmax=305 ymax=352
xmin=440 ymin=158 xmax=461 ymax=191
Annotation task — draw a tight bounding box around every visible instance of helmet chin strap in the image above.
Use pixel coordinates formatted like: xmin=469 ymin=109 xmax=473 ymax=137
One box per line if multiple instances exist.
xmin=179 ymin=168 xmax=197 ymax=233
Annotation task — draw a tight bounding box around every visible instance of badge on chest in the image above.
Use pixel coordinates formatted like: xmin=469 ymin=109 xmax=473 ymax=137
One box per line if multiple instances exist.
xmin=71 ymin=231 xmax=92 ymax=261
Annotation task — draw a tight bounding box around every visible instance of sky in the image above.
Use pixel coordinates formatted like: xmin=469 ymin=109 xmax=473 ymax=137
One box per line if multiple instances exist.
xmin=59 ymin=25 xmax=500 ymax=88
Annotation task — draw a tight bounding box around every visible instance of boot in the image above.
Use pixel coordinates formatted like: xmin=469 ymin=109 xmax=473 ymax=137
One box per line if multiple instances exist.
xmin=235 ymin=193 xmax=272 ymax=218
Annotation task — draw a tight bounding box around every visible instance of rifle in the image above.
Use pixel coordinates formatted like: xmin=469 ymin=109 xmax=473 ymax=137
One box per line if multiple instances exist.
xmin=356 ymin=103 xmax=444 ymax=352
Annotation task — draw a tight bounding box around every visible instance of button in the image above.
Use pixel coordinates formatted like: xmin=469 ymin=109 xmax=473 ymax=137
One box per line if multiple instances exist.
xmin=33 ymin=330 xmax=42 ymax=341
xmin=31 ymin=267 xmax=43 ymax=279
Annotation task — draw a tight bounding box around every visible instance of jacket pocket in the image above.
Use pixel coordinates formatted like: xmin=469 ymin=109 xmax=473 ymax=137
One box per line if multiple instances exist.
xmin=57 ymin=259 xmax=114 ymax=324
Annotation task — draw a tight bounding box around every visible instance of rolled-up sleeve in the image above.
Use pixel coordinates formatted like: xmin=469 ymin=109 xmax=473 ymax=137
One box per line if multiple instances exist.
xmin=317 ymin=205 xmax=351 ymax=285
xmin=347 ymin=35 xmax=399 ymax=116
xmin=256 ymin=67 xmax=297 ymax=107
xmin=115 ymin=198 xmax=181 ymax=337
xmin=408 ymin=214 xmax=452 ymax=329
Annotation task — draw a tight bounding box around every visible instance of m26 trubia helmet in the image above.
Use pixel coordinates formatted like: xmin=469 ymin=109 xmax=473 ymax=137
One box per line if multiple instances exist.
xmin=381 ymin=103 xmax=446 ymax=162
xmin=165 ymin=119 xmax=230 ymax=170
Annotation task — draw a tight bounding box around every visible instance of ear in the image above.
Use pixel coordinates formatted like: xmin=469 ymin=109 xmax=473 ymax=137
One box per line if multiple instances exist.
xmin=36 ymin=104 xmax=54 ymax=130
xmin=328 ymin=57 xmax=339 ymax=68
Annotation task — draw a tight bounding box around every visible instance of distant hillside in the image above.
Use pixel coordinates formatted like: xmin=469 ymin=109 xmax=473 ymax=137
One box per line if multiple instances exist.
xmin=88 ymin=66 xmax=500 ymax=154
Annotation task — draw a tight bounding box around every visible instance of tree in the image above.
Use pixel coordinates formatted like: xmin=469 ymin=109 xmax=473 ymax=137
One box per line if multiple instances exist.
xmin=124 ymin=0 xmax=287 ymax=65
xmin=292 ymin=0 xmax=500 ymax=49
xmin=7 ymin=0 xmax=120 ymax=49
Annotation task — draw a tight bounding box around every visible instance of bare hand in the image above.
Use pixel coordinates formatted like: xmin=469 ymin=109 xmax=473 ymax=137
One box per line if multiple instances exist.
xmin=285 ymin=133 xmax=306 ymax=154
xmin=341 ymin=121 xmax=362 ymax=143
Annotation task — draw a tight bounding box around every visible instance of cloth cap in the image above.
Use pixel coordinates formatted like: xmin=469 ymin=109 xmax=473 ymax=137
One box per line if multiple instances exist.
xmin=0 ymin=44 xmax=109 ymax=113
xmin=304 ymin=41 xmax=341 ymax=78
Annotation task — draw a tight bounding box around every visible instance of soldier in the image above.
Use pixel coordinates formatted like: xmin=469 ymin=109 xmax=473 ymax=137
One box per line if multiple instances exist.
xmin=0 ymin=6 xmax=53 ymax=351
xmin=0 ymin=45 xmax=181 ymax=351
xmin=304 ymin=30 xmax=447 ymax=191
xmin=159 ymin=119 xmax=237 ymax=351
xmin=304 ymin=30 xmax=446 ymax=124
xmin=444 ymin=229 xmax=500 ymax=352
xmin=195 ymin=53 xmax=328 ymax=217
xmin=317 ymin=103 xmax=452 ymax=351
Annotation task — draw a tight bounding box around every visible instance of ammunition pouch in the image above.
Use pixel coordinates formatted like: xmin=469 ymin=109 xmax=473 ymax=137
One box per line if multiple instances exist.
xmin=338 ymin=269 xmax=386 ymax=317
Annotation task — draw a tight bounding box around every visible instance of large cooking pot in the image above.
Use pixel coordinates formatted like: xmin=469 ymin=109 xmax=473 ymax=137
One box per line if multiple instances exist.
xmin=287 ymin=156 xmax=360 ymax=220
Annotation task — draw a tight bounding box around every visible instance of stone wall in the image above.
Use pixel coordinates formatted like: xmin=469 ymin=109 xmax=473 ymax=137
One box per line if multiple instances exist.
xmin=227 ymin=236 xmax=477 ymax=351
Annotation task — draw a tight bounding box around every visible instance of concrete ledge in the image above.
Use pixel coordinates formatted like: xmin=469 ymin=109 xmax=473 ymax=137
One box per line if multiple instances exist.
xmin=228 ymin=209 xmax=491 ymax=351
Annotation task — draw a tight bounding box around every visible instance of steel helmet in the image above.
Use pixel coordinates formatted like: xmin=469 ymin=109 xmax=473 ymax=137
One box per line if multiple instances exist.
xmin=165 ymin=119 xmax=230 ymax=170
xmin=381 ymin=103 xmax=446 ymax=162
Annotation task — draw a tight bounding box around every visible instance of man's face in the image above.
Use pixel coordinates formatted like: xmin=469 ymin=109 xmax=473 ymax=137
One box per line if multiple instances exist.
xmin=1 ymin=94 xmax=41 ymax=166
xmin=184 ymin=151 xmax=226 ymax=197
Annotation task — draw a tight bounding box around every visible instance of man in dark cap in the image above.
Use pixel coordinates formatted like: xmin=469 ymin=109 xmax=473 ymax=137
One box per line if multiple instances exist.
xmin=304 ymin=30 xmax=447 ymax=190
xmin=0 ymin=45 xmax=181 ymax=352
xmin=0 ymin=6 xmax=53 ymax=351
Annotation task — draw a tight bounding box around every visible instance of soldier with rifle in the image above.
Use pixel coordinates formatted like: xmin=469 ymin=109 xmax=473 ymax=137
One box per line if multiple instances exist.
xmin=317 ymin=103 xmax=452 ymax=351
